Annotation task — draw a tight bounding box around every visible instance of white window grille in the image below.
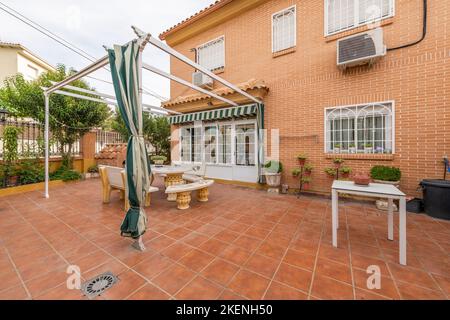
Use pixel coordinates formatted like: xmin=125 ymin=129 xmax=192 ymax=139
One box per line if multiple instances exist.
xmin=325 ymin=102 xmax=394 ymax=154
xmin=218 ymin=124 xmax=232 ymax=165
xmin=235 ymin=124 xmax=256 ymax=166
xmin=272 ymin=6 xmax=296 ymax=53
xmin=204 ymin=126 xmax=217 ymax=164
xmin=197 ymin=37 xmax=225 ymax=71
xmin=325 ymin=0 xmax=394 ymax=36
xmin=180 ymin=127 xmax=202 ymax=162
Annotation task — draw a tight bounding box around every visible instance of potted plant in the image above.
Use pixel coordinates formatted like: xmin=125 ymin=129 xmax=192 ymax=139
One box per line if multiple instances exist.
xmin=349 ymin=143 xmax=356 ymax=154
xmin=333 ymin=158 xmax=344 ymax=168
xmin=264 ymin=160 xmax=283 ymax=193
xmin=301 ymin=176 xmax=311 ymax=190
xmin=292 ymin=168 xmax=301 ymax=177
xmin=339 ymin=166 xmax=352 ymax=179
xmin=303 ymin=164 xmax=313 ymax=176
xmin=364 ymin=143 xmax=373 ymax=154
xmin=2 ymin=126 xmax=22 ymax=187
xmin=297 ymin=153 xmax=307 ymax=166
xmin=324 ymin=167 xmax=337 ymax=178
xmin=86 ymin=164 xmax=99 ymax=179
xmin=370 ymin=166 xmax=401 ymax=186
xmin=334 ymin=144 xmax=341 ymax=154
xmin=151 ymin=155 xmax=167 ymax=165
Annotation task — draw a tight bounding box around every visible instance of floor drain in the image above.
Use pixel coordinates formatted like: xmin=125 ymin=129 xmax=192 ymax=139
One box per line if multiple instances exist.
xmin=81 ymin=272 xmax=118 ymax=299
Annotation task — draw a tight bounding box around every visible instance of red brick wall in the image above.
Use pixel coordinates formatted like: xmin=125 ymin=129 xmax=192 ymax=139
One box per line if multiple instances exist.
xmin=167 ymin=0 xmax=450 ymax=195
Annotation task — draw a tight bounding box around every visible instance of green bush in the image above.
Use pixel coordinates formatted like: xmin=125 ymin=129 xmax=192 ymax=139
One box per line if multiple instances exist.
xmin=339 ymin=167 xmax=352 ymax=175
xmin=370 ymin=165 xmax=401 ymax=182
xmin=50 ymin=166 xmax=82 ymax=182
xmin=292 ymin=168 xmax=301 ymax=177
xmin=17 ymin=159 xmax=45 ymax=185
xmin=264 ymin=160 xmax=283 ymax=173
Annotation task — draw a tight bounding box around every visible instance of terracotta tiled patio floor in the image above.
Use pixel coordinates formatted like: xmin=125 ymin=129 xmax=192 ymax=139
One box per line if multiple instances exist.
xmin=0 ymin=178 xmax=449 ymax=300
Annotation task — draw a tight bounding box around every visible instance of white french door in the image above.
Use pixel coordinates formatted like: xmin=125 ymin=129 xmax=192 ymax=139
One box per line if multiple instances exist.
xmin=179 ymin=119 xmax=258 ymax=183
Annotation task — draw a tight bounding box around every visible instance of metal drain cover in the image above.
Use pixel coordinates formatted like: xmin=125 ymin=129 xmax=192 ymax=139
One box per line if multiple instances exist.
xmin=81 ymin=271 xmax=118 ymax=299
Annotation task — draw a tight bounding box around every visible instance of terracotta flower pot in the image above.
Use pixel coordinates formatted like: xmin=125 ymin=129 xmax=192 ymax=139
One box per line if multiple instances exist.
xmin=353 ymin=173 xmax=371 ymax=186
xmin=303 ymin=183 xmax=310 ymax=190
xmin=298 ymin=159 xmax=306 ymax=166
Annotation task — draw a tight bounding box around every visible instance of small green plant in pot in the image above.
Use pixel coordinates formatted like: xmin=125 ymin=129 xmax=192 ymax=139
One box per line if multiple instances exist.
xmin=370 ymin=166 xmax=401 ymax=184
xmin=324 ymin=167 xmax=337 ymax=178
xmin=364 ymin=143 xmax=373 ymax=154
xmin=301 ymin=176 xmax=312 ymax=190
xmin=292 ymin=168 xmax=301 ymax=177
xmin=339 ymin=166 xmax=352 ymax=179
xmin=349 ymin=143 xmax=356 ymax=154
xmin=303 ymin=164 xmax=313 ymax=176
xmin=264 ymin=160 xmax=283 ymax=193
xmin=297 ymin=153 xmax=307 ymax=166
xmin=334 ymin=144 xmax=341 ymax=154
xmin=333 ymin=158 xmax=344 ymax=168
xmin=151 ymin=155 xmax=167 ymax=165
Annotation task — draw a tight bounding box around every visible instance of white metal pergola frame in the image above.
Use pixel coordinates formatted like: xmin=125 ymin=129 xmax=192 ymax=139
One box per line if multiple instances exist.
xmin=42 ymin=26 xmax=261 ymax=198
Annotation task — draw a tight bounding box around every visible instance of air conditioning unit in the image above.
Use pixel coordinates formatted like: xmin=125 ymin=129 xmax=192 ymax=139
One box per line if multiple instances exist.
xmin=192 ymin=71 xmax=213 ymax=89
xmin=337 ymin=28 xmax=386 ymax=69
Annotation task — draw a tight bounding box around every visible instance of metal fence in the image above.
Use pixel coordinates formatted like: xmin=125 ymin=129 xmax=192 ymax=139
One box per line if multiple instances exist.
xmin=95 ymin=129 xmax=125 ymax=153
xmin=0 ymin=118 xmax=81 ymax=159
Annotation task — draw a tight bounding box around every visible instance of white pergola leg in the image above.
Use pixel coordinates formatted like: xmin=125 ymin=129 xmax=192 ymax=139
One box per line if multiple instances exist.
xmin=44 ymin=93 xmax=50 ymax=199
xmin=332 ymin=189 xmax=338 ymax=247
xmin=388 ymin=198 xmax=394 ymax=240
xmin=399 ymin=196 xmax=407 ymax=265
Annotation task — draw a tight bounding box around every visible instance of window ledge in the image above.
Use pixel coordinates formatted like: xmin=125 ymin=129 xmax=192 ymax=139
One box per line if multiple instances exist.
xmin=272 ymin=47 xmax=296 ymax=58
xmin=325 ymin=153 xmax=394 ymax=161
xmin=325 ymin=18 xmax=394 ymax=43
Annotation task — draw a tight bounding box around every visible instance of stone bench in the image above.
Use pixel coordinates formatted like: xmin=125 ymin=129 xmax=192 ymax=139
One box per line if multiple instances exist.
xmin=99 ymin=165 xmax=158 ymax=210
xmin=165 ymin=179 xmax=214 ymax=210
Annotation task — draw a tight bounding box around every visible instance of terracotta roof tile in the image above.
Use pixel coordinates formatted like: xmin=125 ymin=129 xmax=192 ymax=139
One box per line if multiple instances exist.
xmin=162 ymin=78 xmax=268 ymax=107
xmin=159 ymin=0 xmax=234 ymax=40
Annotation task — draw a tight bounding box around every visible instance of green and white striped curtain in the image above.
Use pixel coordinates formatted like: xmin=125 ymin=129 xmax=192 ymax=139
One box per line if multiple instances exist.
xmin=108 ymin=41 xmax=151 ymax=239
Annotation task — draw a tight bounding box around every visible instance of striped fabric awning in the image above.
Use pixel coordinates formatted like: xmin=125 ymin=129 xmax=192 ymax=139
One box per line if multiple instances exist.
xmin=169 ymin=104 xmax=258 ymax=125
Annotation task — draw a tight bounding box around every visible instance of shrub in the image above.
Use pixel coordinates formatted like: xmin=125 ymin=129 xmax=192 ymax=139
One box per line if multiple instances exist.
xmin=18 ymin=160 xmax=45 ymax=185
xmin=264 ymin=160 xmax=283 ymax=174
xmin=301 ymin=176 xmax=311 ymax=183
xmin=303 ymin=164 xmax=313 ymax=172
xmin=87 ymin=164 xmax=99 ymax=173
xmin=297 ymin=153 xmax=307 ymax=160
xmin=50 ymin=166 xmax=82 ymax=182
xmin=292 ymin=168 xmax=301 ymax=177
xmin=370 ymin=165 xmax=401 ymax=182
xmin=333 ymin=158 xmax=344 ymax=165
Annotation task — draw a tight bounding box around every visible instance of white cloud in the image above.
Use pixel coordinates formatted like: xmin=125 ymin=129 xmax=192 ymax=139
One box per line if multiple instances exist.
xmin=0 ymin=0 xmax=216 ymax=106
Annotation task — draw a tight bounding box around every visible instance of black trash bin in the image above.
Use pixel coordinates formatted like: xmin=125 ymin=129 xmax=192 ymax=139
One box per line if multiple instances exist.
xmin=420 ymin=179 xmax=450 ymax=220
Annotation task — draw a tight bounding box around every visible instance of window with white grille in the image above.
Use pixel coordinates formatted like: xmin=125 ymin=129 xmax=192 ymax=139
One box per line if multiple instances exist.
xmin=272 ymin=6 xmax=296 ymax=53
xmin=325 ymin=0 xmax=394 ymax=35
xmin=197 ymin=37 xmax=225 ymax=71
xmin=325 ymin=102 xmax=394 ymax=154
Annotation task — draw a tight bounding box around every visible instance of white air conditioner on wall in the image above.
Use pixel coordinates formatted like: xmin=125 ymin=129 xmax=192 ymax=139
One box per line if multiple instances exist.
xmin=192 ymin=71 xmax=213 ymax=90
xmin=337 ymin=28 xmax=386 ymax=70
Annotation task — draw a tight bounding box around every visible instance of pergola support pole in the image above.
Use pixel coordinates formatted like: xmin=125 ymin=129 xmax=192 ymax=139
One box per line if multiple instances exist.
xmin=142 ymin=62 xmax=238 ymax=107
xmin=44 ymin=93 xmax=49 ymax=198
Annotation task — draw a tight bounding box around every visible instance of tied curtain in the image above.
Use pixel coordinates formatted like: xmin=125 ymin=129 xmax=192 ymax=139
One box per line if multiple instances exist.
xmin=108 ymin=41 xmax=151 ymax=239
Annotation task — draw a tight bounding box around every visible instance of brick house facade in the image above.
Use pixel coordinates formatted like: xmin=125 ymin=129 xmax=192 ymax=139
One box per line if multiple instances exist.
xmin=160 ymin=0 xmax=450 ymax=196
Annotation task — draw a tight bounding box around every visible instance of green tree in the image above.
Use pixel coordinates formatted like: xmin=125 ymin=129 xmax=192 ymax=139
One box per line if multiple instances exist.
xmin=111 ymin=109 xmax=171 ymax=159
xmin=0 ymin=64 xmax=110 ymax=167
xmin=144 ymin=113 xmax=170 ymax=159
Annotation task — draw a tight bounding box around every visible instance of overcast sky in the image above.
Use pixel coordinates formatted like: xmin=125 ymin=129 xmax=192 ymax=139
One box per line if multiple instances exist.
xmin=0 ymin=0 xmax=216 ymax=106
